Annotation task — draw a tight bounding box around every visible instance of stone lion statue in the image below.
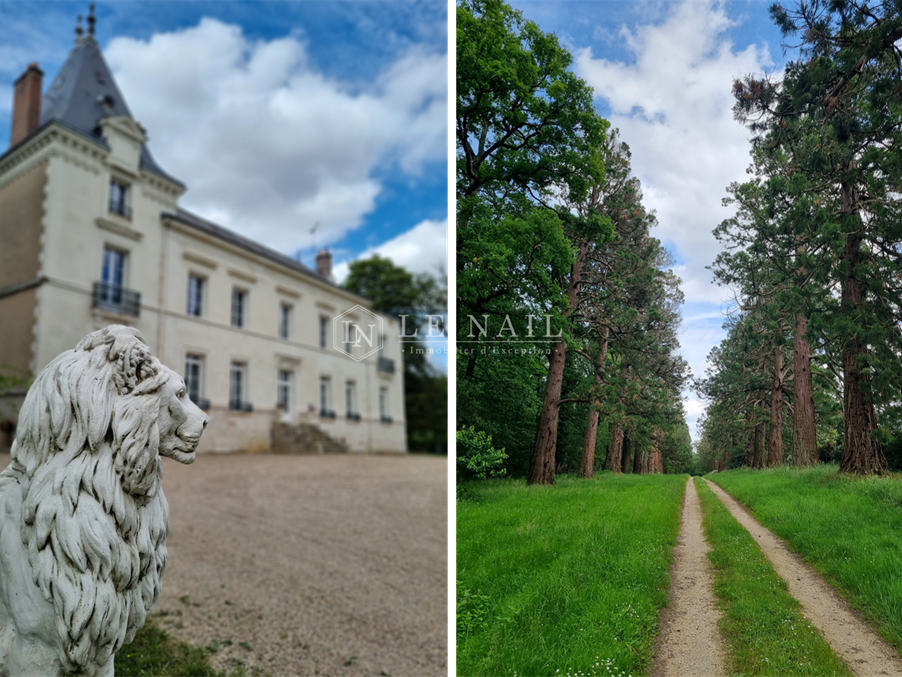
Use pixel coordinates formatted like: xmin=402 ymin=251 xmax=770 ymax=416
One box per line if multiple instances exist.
xmin=0 ymin=325 xmax=207 ymax=676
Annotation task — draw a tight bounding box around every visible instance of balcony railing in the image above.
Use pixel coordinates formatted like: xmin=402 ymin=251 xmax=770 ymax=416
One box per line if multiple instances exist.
xmin=229 ymin=400 xmax=253 ymax=412
xmin=378 ymin=357 xmax=395 ymax=374
xmin=320 ymin=409 xmax=336 ymax=419
xmin=380 ymin=415 xmax=393 ymax=425
xmin=347 ymin=412 xmax=361 ymax=421
xmin=92 ymin=281 xmax=141 ymax=317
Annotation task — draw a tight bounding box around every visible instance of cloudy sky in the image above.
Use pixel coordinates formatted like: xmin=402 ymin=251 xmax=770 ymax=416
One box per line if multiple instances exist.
xmin=507 ymin=0 xmax=789 ymax=439
xmin=0 ymin=0 xmax=448 ymax=287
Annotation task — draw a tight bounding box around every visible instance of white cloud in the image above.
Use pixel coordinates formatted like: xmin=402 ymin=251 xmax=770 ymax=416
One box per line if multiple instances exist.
xmin=332 ymin=218 xmax=447 ymax=284
xmin=575 ymin=0 xmax=772 ymax=308
xmin=105 ymin=18 xmax=446 ymax=254
xmin=682 ymin=396 xmax=708 ymax=440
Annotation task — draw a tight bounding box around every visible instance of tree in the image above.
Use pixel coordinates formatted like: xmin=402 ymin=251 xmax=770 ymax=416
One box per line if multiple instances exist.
xmin=729 ymin=0 xmax=902 ymax=473
xmin=457 ymin=0 xmax=611 ymax=484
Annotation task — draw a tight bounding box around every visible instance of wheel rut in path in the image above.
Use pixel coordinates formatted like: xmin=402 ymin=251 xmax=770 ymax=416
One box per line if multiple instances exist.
xmin=651 ymin=477 xmax=727 ymax=677
xmin=704 ymin=478 xmax=902 ymax=677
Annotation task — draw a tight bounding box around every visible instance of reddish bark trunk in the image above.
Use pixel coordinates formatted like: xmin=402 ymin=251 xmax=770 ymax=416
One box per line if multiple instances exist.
xmin=579 ymin=329 xmax=609 ymax=478
xmin=768 ymin=345 xmax=784 ymax=467
xmin=633 ymin=441 xmax=642 ymax=474
xmin=837 ymin=194 xmax=886 ymax=474
xmin=792 ymin=313 xmax=818 ymax=466
xmin=751 ymin=395 xmax=767 ymax=469
xmin=528 ymin=241 xmax=589 ymax=485
xmin=603 ymin=363 xmax=629 ymax=473
xmin=621 ymin=434 xmax=632 ymax=474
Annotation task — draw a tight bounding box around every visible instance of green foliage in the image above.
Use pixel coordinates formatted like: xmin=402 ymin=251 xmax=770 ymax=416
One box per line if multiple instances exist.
xmin=341 ymin=256 xmax=447 ymax=453
xmin=457 ymin=426 xmax=507 ymax=480
xmin=457 ymin=474 xmax=686 ymax=677
xmin=710 ymin=466 xmax=902 ymax=653
xmin=694 ymin=478 xmax=852 ymax=676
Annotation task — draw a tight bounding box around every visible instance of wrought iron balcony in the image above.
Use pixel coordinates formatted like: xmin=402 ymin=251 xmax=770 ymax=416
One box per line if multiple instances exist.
xmin=380 ymin=415 xmax=393 ymax=424
xmin=347 ymin=412 xmax=361 ymax=421
xmin=320 ymin=409 xmax=336 ymax=419
xmin=229 ymin=400 xmax=253 ymax=412
xmin=378 ymin=357 xmax=395 ymax=374
xmin=92 ymin=281 xmax=140 ymax=317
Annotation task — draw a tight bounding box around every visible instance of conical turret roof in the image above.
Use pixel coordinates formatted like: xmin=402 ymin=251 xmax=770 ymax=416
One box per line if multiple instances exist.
xmin=40 ymin=31 xmax=181 ymax=185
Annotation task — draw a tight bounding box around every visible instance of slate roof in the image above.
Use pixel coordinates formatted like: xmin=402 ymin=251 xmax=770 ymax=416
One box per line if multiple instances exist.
xmin=39 ymin=35 xmax=182 ymax=186
xmin=165 ymin=208 xmax=345 ymax=289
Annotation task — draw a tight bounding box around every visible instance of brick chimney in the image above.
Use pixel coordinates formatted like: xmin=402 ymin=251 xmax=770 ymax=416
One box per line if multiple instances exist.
xmin=10 ymin=63 xmax=43 ymax=147
xmin=316 ymin=248 xmax=332 ymax=278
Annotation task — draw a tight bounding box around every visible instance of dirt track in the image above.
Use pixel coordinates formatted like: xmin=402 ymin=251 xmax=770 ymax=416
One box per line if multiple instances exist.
xmin=705 ymin=478 xmax=902 ymax=677
xmin=654 ymin=476 xmax=902 ymax=677
xmin=650 ymin=477 xmax=726 ymax=677
xmin=1 ymin=452 xmax=448 ymax=677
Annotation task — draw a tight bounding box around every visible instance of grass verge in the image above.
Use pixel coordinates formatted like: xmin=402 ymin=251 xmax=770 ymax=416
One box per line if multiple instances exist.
xmin=457 ymin=473 xmax=686 ymax=677
xmin=115 ymin=620 xmax=240 ymax=677
xmin=694 ymin=477 xmax=851 ymax=676
xmin=708 ymin=465 xmax=902 ymax=654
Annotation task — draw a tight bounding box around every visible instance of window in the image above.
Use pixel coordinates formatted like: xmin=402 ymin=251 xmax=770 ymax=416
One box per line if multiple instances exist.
xmin=277 ymin=370 xmax=292 ymax=414
xmin=109 ymin=179 xmax=130 ymax=218
xmin=346 ymin=381 xmax=358 ymax=419
xmin=229 ymin=361 xmax=246 ymax=410
xmin=342 ymin=320 xmax=353 ymax=354
xmin=319 ymin=316 xmax=329 ymax=349
xmin=100 ymin=247 xmax=126 ymax=306
xmin=279 ymin=303 xmax=291 ymax=339
xmin=379 ymin=386 xmax=390 ymax=422
xmin=319 ymin=376 xmax=333 ymax=417
xmin=187 ymin=274 xmax=204 ymax=317
xmin=231 ymin=288 xmax=246 ymax=328
xmin=184 ymin=354 xmax=204 ymax=405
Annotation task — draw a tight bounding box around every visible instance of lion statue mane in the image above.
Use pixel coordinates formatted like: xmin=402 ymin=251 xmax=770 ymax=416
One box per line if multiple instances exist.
xmin=0 ymin=325 xmax=207 ymax=676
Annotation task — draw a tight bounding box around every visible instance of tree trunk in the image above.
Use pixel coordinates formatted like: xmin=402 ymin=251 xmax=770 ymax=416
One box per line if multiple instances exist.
xmin=633 ymin=441 xmax=642 ymax=474
xmin=606 ymin=424 xmax=623 ymax=473
xmin=753 ymin=421 xmax=766 ymax=469
xmin=751 ymin=395 xmax=767 ymax=469
xmin=768 ymin=345 xmax=784 ymax=467
xmin=603 ymin=363 xmax=629 ymax=473
xmin=621 ymin=434 xmax=632 ymax=474
xmin=792 ymin=313 xmax=818 ymax=466
xmin=528 ymin=240 xmax=589 ymax=485
xmin=579 ymin=328 xmax=609 ymax=478
xmin=837 ymin=184 xmax=886 ymax=474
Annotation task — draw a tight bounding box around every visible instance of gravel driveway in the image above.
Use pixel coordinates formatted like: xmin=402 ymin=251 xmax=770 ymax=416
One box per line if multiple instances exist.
xmin=1 ymin=452 xmax=448 ymax=677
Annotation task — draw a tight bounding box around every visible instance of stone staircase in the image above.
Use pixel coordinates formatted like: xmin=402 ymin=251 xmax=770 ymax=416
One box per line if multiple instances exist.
xmin=271 ymin=421 xmax=349 ymax=455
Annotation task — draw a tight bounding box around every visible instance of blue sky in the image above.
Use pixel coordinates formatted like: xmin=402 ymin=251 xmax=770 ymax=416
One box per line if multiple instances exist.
xmin=0 ymin=0 xmax=448 ymax=287
xmin=506 ymin=0 xmax=791 ymax=439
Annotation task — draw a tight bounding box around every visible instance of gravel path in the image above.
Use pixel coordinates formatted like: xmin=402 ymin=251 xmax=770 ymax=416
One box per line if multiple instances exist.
xmin=1 ymin=452 xmax=448 ymax=677
xmin=705 ymin=478 xmax=902 ymax=677
xmin=650 ymin=477 xmax=726 ymax=677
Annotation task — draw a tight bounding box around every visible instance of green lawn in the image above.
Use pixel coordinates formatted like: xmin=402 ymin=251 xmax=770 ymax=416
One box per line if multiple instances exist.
xmin=708 ymin=465 xmax=902 ymax=654
xmin=457 ymin=474 xmax=686 ymax=677
xmin=115 ymin=620 xmax=242 ymax=677
xmin=694 ymin=478 xmax=851 ymax=676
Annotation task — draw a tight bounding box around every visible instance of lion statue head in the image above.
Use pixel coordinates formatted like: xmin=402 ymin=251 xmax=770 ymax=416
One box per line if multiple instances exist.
xmin=0 ymin=325 xmax=207 ymax=676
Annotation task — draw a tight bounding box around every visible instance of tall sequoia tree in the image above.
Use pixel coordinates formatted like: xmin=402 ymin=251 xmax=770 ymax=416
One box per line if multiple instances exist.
xmin=726 ymin=0 xmax=902 ymax=473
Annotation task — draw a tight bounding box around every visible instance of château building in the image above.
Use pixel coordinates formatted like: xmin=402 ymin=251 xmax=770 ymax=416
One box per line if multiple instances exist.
xmin=0 ymin=12 xmax=406 ymax=454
